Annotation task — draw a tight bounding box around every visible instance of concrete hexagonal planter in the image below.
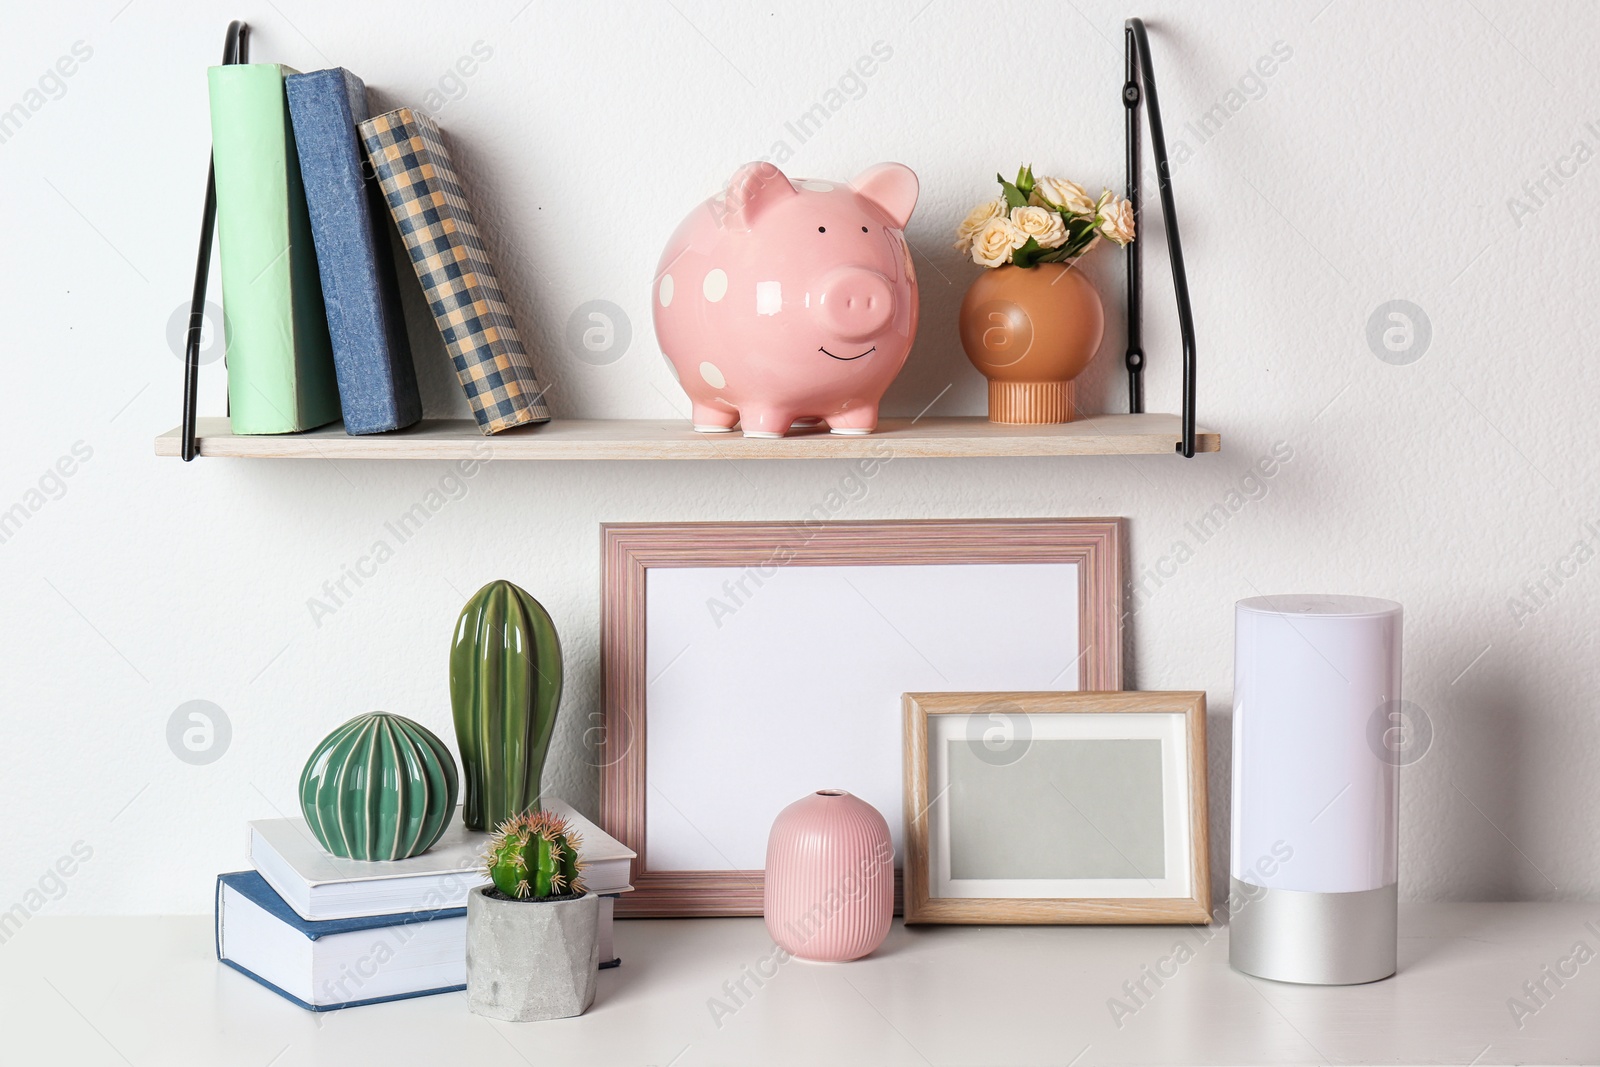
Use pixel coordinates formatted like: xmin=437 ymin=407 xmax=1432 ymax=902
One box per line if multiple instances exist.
xmin=466 ymin=887 xmax=599 ymax=1021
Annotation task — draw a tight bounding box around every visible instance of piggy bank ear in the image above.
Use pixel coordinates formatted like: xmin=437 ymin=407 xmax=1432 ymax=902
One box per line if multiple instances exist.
xmin=722 ymin=162 xmax=796 ymax=229
xmin=850 ymin=163 xmax=919 ymax=230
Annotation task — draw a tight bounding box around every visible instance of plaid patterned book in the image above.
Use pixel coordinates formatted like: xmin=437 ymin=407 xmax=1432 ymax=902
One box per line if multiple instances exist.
xmin=359 ymin=108 xmax=550 ymax=434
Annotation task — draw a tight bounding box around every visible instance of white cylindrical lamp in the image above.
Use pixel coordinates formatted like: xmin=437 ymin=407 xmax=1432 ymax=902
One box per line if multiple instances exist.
xmin=1229 ymin=595 xmax=1403 ymax=985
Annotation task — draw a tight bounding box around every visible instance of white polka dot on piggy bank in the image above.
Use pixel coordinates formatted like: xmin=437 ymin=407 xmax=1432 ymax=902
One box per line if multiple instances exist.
xmin=650 ymin=162 xmax=921 ymax=437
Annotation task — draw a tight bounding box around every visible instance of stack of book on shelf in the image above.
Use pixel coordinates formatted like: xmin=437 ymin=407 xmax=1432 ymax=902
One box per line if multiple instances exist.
xmin=216 ymin=799 xmax=633 ymax=1012
xmin=205 ymin=63 xmax=550 ymax=437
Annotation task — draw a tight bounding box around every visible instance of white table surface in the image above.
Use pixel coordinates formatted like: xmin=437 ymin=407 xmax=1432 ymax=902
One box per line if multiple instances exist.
xmin=2 ymin=904 xmax=1595 ymax=1065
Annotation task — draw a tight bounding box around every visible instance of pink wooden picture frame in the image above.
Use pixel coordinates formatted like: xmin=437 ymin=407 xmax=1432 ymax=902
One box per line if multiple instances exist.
xmin=599 ymin=519 xmax=1124 ymax=917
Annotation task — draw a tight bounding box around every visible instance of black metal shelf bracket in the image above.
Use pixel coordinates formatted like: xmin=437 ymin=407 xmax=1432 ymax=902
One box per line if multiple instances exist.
xmin=1123 ymin=17 xmax=1198 ymax=458
xmin=180 ymin=20 xmax=249 ymax=462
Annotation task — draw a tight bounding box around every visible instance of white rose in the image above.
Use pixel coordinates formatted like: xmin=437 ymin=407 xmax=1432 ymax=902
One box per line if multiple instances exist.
xmin=1029 ymin=176 xmax=1097 ymax=216
xmin=953 ymin=198 xmax=1008 ymax=252
xmin=970 ymin=216 xmax=1029 ymax=267
xmin=1099 ymin=197 xmax=1136 ymax=245
xmin=1009 ymin=205 xmax=1068 ymax=249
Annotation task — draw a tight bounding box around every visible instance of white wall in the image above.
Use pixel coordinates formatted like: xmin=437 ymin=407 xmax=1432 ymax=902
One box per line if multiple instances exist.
xmin=3 ymin=0 xmax=1594 ymax=915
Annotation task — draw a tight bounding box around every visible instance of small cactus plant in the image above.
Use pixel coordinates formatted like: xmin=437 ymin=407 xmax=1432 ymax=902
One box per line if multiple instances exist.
xmin=484 ymin=809 xmax=587 ymax=901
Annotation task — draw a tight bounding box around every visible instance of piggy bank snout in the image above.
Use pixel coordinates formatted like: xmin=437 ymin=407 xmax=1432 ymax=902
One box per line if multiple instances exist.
xmin=815 ymin=268 xmax=894 ymax=341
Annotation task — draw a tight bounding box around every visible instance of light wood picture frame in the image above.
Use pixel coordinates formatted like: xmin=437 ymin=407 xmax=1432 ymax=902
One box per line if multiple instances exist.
xmin=600 ymin=520 xmax=1124 ymax=917
xmin=902 ymin=691 xmax=1210 ymax=924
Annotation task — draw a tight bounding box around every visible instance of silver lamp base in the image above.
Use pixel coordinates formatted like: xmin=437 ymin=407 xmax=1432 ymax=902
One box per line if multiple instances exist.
xmin=1228 ymin=878 xmax=1397 ymax=985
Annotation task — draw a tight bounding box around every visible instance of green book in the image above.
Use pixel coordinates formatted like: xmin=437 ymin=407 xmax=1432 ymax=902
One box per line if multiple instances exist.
xmin=207 ymin=64 xmax=341 ymax=434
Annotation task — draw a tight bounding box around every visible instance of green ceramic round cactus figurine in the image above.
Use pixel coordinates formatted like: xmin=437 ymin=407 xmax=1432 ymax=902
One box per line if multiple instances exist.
xmin=450 ymin=580 xmax=564 ymax=831
xmin=298 ymin=712 xmax=459 ymax=861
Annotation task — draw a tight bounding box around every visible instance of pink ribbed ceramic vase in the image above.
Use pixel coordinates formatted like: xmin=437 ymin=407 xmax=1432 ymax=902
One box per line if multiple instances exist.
xmin=763 ymin=789 xmax=894 ymax=962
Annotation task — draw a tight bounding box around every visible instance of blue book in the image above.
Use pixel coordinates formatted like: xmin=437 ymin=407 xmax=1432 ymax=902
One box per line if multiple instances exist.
xmin=215 ymin=871 xmax=465 ymax=1011
xmin=285 ymin=68 xmax=422 ymax=436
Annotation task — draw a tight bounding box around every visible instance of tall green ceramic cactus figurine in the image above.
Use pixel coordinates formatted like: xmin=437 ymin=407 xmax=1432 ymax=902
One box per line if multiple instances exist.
xmin=450 ymin=580 xmax=563 ymax=830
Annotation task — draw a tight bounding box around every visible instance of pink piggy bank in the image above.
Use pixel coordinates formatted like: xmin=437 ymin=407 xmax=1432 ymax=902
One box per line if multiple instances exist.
xmin=653 ymin=162 xmax=920 ymax=437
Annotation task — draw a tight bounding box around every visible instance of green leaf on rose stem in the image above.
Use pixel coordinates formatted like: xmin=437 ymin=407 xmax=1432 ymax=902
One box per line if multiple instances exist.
xmin=1055 ymin=231 xmax=1087 ymax=260
xmin=1011 ymin=236 xmax=1044 ymax=269
xmin=997 ymin=174 xmax=1028 ymax=210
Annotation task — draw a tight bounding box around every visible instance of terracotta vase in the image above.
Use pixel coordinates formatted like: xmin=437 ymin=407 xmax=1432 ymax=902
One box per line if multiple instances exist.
xmin=763 ymin=790 xmax=894 ymax=962
xmin=958 ymin=262 xmax=1105 ymax=424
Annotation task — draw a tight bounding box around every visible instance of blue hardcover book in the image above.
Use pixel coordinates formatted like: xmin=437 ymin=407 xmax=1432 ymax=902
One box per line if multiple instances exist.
xmin=285 ymin=68 xmax=422 ymax=435
xmin=215 ymin=871 xmax=465 ymax=1012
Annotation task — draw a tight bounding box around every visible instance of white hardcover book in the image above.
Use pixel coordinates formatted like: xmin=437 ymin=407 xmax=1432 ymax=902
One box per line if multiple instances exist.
xmin=541 ymin=798 xmax=637 ymax=896
xmin=250 ymin=801 xmax=635 ymax=921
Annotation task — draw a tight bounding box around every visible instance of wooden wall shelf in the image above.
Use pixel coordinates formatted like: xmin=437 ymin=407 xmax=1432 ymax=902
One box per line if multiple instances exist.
xmin=155 ymin=414 xmax=1219 ymax=461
